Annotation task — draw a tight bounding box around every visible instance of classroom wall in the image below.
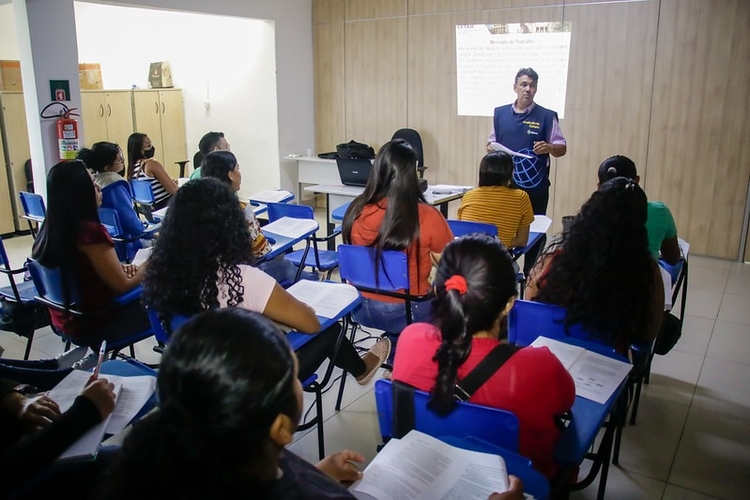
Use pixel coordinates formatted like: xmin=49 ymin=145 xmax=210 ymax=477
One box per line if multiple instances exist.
xmin=312 ymin=0 xmax=750 ymax=259
xmin=0 ymin=4 xmax=19 ymax=59
xmin=74 ymin=3 xmax=279 ymax=199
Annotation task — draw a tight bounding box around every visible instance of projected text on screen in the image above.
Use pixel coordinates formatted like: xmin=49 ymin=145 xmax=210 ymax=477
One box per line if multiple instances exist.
xmin=456 ymin=23 xmax=572 ymax=118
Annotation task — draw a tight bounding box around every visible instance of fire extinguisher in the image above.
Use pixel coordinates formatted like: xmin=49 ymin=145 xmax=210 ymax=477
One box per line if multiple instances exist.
xmin=41 ymin=102 xmax=81 ymax=160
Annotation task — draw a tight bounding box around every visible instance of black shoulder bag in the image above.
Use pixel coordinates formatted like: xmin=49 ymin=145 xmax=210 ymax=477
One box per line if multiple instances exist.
xmin=453 ymin=343 xmax=521 ymax=401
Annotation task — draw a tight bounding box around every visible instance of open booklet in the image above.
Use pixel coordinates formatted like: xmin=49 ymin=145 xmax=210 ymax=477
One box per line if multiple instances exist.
xmin=262 ymin=216 xmax=318 ymax=239
xmin=351 ymin=430 xmax=509 ymax=500
xmin=45 ymin=369 xmax=157 ymax=461
xmin=285 ymin=280 xmax=359 ymax=319
xmin=530 ymin=336 xmax=632 ymax=404
xmin=489 ymin=142 xmax=533 ymax=159
xmin=249 ymin=189 xmax=293 ymax=204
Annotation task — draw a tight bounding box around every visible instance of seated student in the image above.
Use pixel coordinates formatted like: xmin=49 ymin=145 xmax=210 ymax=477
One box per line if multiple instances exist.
xmin=526 ymin=177 xmax=664 ymax=353
xmin=189 ymin=130 xmax=230 ymax=180
xmin=143 ymin=178 xmax=389 ymax=385
xmin=201 ymin=151 xmax=316 ymax=283
xmin=31 ymin=160 xmax=151 ymax=365
xmin=103 ymin=308 xmax=368 ymax=498
xmin=126 ymin=133 xmax=177 ymax=210
xmin=458 ymin=152 xmax=534 ymax=249
xmin=0 ymin=373 xmax=116 ymax=495
xmin=597 ymin=155 xmax=681 ymax=265
xmin=342 ymin=139 xmax=453 ymax=336
xmin=78 ymin=142 xmax=148 ymax=240
xmin=392 ymin=234 xmax=575 ymax=479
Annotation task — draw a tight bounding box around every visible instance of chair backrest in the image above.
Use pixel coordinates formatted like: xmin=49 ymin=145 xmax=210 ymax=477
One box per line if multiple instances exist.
xmin=508 ymin=299 xmax=604 ymax=347
xmin=446 ymin=219 xmax=498 ymax=238
xmin=26 ymin=258 xmax=81 ymax=308
xmin=374 ymin=379 xmax=520 ymax=452
xmin=98 ymin=208 xmax=122 ymax=238
xmin=391 ymin=128 xmax=424 ymax=168
xmin=338 ymin=244 xmax=410 ymax=293
xmin=146 ymin=308 xmax=190 ymax=345
xmin=0 ymin=236 xmax=11 ymax=271
xmin=130 ymin=179 xmax=155 ymax=204
xmin=266 ymin=202 xmax=314 ymax=223
xmin=19 ymin=191 xmax=46 ymax=220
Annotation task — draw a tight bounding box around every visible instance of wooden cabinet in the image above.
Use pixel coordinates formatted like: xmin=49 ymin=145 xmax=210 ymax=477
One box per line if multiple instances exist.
xmin=80 ymin=90 xmax=133 ymax=151
xmin=132 ymin=89 xmax=187 ymax=178
xmin=0 ymin=92 xmax=31 ymax=231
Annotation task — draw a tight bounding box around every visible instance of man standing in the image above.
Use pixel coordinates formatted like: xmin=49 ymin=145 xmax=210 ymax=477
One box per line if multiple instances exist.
xmin=488 ymin=67 xmax=567 ymax=215
xmin=189 ymin=131 xmax=231 ymax=179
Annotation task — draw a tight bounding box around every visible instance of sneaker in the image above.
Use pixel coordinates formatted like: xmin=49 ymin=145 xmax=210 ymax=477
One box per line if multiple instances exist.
xmin=356 ymin=337 xmax=391 ymax=386
xmin=71 ymin=352 xmax=100 ymax=371
xmin=55 ymin=345 xmax=89 ymax=370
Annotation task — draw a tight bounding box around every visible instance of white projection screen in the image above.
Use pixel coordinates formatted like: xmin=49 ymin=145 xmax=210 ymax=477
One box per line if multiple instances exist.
xmin=456 ymin=23 xmax=572 ymax=118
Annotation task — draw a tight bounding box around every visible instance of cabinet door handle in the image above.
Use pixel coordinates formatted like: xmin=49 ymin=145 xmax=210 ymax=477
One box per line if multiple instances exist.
xmin=161 ymin=102 xmax=165 ymax=114
xmin=100 ymin=104 xmax=104 ymax=117
xmin=155 ymin=102 xmax=159 ymax=114
xmin=107 ymin=104 xmax=111 ymax=117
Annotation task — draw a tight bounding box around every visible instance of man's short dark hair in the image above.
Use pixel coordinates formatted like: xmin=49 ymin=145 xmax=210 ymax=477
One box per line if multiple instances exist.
xmin=515 ymin=67 xmax=539 ymax=83
xmin=198 ymin=131 xmax=225 ymax=156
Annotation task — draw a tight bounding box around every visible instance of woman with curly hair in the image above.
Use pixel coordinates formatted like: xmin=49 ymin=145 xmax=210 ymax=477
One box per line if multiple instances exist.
xmin=392 ymin=234 xmax=574 ymax=479
xmin=104 ymin=308 xmax=364 ymax=498
xmin=143 ymin=178 xmax=390 ymax=384
xmin=526 ymin=177 xmax=664 ymax=352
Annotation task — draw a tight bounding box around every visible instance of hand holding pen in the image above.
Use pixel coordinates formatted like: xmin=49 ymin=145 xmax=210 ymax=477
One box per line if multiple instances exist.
xmin=84 ymin=341 xmax=117 ymax=419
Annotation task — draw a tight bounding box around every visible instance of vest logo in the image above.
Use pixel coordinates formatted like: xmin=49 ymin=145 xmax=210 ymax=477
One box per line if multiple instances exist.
xmin=527 ymin=129 xmax=538 ymax=135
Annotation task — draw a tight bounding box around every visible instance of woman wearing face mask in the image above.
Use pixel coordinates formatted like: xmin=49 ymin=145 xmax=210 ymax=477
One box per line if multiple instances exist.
xmin=126 ymin=132 xmax=177 ymax=210
xmin=78 ymin=141 xmax=147 ymax=240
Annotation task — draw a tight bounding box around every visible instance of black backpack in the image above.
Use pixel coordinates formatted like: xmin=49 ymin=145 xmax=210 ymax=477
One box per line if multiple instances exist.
xmin=336 ymin=140 xmax=375 ymax=160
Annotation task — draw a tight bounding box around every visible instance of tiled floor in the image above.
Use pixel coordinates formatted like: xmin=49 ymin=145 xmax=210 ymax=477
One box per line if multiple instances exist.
xmin=3 ymin=233 xmax=750 ymax=499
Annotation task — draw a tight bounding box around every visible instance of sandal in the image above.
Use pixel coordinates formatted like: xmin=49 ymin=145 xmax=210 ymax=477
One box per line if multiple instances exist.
xmin=356 ymin=337 xmax=391 ymax=386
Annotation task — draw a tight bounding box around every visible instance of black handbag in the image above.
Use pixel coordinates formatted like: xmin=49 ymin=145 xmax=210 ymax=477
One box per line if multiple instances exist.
xmin=336 ymin=140 xmax=375 ymax=160
xmin=654 ymin=312 xmax=682 ymax=355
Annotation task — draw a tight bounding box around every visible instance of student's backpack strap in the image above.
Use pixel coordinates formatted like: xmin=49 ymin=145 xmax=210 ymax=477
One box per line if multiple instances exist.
xmin=453 ymin=343 xmax=521 ymax=402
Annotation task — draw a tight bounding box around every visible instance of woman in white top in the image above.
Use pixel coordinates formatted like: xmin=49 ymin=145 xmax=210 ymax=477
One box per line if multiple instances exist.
xmin=142 ymin=178 xmax=390 ymax=384
xmin=126 ymin=132 xmax=177 ymax=210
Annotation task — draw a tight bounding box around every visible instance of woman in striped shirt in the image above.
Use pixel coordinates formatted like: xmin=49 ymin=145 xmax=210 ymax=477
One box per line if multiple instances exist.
xmin=126 ymin=132 xmax=177 ymax=210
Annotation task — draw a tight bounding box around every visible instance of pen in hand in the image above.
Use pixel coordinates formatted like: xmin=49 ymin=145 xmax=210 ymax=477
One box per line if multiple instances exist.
xmin=92 ymin=341 xmax=107 ymax=379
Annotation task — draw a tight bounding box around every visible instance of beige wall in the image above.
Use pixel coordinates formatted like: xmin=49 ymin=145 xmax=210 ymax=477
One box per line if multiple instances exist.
xmin=313 ymin=0 xmax=750 ymax=259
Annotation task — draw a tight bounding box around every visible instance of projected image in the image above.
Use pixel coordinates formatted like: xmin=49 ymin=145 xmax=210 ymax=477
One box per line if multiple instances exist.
xmin=456 ymin=23 xmax=572 ymax=117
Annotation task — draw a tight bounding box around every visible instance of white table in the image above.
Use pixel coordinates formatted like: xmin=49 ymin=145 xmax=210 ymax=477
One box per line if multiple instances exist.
xmin=304 ymin=183 xmax=470 ymax=250
xmin=295 ymin=156 xmax=343 ymax=202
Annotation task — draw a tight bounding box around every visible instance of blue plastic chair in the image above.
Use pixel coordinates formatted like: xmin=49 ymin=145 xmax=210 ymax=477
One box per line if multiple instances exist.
xmin=25 ymin=258 xmax=153 ymax=358
xmin=446 ymin=219 xmax=498 ymax=238
xmin=508 ymin=299 xmax=643 ymax=495
xmin=97 ymin=208 xmax=157 ymax=264
xmin=130 ymin=179 xmax=159 ymax=223
xmin=375 ymin=379 xmax=519 ymax=451
xmin=266 ymin=202 xmax=339 ymax=280
xmin=0 ymin=236 xmax=48 ymax=359
xmin=19 ymin=191 xmax=46 ymax=238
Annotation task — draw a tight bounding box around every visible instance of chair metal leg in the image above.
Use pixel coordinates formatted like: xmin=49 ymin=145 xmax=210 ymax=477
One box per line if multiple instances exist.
xmin=335 ymin=320 xmax=358 ymax=412
xmin=129 ymin=344 xmax=136 ymax=358
xmin=23 ymin=331 xmax=34 ymax=360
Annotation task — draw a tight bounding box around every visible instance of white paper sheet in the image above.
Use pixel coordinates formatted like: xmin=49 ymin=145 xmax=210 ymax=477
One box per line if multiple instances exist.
xmin=262 ymin=217 xmax=318 ymax=239
xmin=489 ymin=142 xmax=533 ymax=159
xmin=286 ymin=280 xmax=359 ymax=319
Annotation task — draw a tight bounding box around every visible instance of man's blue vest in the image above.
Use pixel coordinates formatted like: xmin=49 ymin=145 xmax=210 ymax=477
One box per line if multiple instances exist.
xmin=493 ymin=103 xmax=557 ymax=190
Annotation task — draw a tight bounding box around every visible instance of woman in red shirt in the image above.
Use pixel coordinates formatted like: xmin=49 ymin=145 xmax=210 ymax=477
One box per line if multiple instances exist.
xmin=342 ymin=139 xmax=453 ymax=338
xmin=31 ymin=160 xmax=150 ymax=353
xmin=393 ymin=234 xmax=575 ymax=479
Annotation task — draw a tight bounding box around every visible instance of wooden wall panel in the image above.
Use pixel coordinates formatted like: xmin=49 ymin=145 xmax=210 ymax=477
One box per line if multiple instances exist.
xmin=344 ymin=18 xmax=408 ymax=149
xmin=345 ymin=0 xmax=407 ymax=21
xmin=647 ymin=0 xmax=750 ymax=258
xmin=314 ymin=22 xmax=346 ymax=153
xmin=553 ymin=0 xmax=659 ymax=229
xmin=408 ymin=0 xmax=482 ymax=16
xmin=313 ymin=0 xmax=345 ymax=24
xmin=313 ymin=0 xmax=750 ymax=258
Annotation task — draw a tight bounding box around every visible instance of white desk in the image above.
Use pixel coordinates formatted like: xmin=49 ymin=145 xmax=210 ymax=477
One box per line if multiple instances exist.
xmin=305 ymin=183 xmax=469 ymax=250
xmin=295 ymin=156 xmax=342 ymax=201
